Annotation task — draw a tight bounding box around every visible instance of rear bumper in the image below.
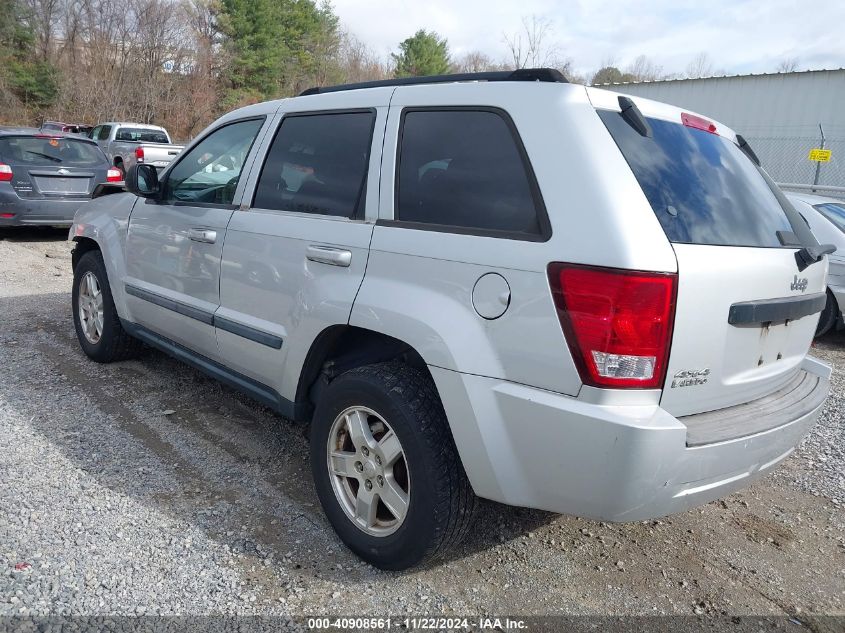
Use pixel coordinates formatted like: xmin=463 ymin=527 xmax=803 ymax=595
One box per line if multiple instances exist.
xmin=0 ymin=195 xmax=89 ymax=226
xmin=432 ymin=356 xmax=830 ymax=521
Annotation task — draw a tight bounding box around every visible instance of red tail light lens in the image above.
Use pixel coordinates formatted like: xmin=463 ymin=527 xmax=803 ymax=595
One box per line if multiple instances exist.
xmin=106 ymin=168 xmax=122 ymax=182
xmin=548 ymin=264 xmax=677 ymax=389
xmin=681 ymin=112 xmax=718 ymax=135
xmin=135 ymin=146 xmax=144 ymax=161
xmin=0 ymin=163 xmax=12 ymax=182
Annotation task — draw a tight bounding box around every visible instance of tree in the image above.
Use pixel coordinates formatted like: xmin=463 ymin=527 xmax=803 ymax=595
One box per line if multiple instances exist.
xmin=453 ymin=50 xmax=501 ymax=73
xmin=338 ymin=31 xmax=389 ymax=83
xmin=776 ymin=57 xmax=799 ymax=73
xmin=219 ymin=0 xmax=338 ymax=104
xmin=392 ymin=29 xmax=450 ymax=77
xmin=686 ymin=52 xmax=714 ymax=78
xmin=625 ymin=55 xmax=664 ymax=82
xmin=591 ymin=66 xmax=635 ymax=85
xmin=0 ymin=0 xmax=57 ymax=113
xmin=503 ymin=15 xmax=559 ymax=69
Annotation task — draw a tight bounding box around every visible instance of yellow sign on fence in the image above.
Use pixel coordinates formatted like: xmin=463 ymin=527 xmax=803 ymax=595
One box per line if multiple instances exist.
xmin=808 ymin=148 xmax=832 ymax=162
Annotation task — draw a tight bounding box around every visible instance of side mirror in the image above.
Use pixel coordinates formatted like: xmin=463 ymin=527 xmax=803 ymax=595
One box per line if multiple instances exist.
xmin=125 ymin=163 xmax=160 ymax=198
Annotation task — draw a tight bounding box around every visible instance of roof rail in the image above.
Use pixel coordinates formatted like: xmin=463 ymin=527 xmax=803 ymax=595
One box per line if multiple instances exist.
xmin=299 ymin=67 xmax=567 ymax=96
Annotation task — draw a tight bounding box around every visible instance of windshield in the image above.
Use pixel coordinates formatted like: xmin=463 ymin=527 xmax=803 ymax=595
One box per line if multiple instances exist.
xmin=598 ymin=110 xmax=795 ymax=248
xmin=0 ymin=136 xmax=105 ymax=167
xmin=115 ymin=127 xmax=169 ymax=143
xmin=814 ymin=203 xmax=845 ymax=234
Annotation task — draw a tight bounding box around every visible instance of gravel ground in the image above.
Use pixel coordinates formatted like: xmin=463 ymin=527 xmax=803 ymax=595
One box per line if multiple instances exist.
xmin=0 ymin=228 xmax=843 ymax=624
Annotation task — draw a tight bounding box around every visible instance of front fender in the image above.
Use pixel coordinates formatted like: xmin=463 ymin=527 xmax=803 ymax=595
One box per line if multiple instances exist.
xmin=69 ymin=192 xmax=138 ymax=319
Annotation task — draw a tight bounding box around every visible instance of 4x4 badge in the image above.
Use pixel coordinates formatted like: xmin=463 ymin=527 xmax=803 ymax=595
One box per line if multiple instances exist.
xmin=791 ymin=275 xmax=808 ymax=292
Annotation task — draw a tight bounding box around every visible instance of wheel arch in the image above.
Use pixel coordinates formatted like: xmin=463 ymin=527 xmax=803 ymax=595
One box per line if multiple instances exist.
xmin=71 ymin=236 xmax=100 ymax=271
xmin=295 ymin=325 xmax=431 ymax=416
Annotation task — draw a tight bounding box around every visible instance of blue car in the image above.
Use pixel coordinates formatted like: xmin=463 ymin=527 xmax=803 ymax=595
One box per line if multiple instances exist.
xmin=0 ymin=128 xmax=121 ymax=227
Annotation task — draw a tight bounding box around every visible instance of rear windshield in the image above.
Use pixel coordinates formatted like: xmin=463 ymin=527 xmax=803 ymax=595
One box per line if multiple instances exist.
xmin=814 ymin=203 xmax=845 ymax=233
xmin=0 ymin=136 xmax=105 ymax=167
xmin=598 ymin=110 xmax=794 ymax=248
xmin=115 ymin=127 xmax=169 ymax=143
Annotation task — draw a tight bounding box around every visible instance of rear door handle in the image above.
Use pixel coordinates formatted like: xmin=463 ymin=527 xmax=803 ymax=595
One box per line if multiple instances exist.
xmin=306 ymin=245 xmax=352 ymax=267
xmin=188 ymin=228 xmax=217 ymax=244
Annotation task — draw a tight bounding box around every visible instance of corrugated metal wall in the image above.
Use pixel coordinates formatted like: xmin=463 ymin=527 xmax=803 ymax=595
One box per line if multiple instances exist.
xmin=606 ymin=70 xmax=845 ymax=188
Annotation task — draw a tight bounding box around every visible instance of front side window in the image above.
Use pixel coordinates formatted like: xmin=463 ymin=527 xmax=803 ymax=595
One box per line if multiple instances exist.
xmin=97 ymin=126 xmax=111 ymax=141
xmin=253 ymin=111 xmax=375 ymax=218
xmin=163 ymin=118 xmax=263 ymax=206
xmin=396 ymin=109 xmax=545 ymax=236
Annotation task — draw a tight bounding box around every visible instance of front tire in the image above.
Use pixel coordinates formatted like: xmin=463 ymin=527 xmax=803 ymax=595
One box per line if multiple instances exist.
xmin=72 ymin=249 xmax=142 ymax=362
xmin=310 ymin=361 xmax=476 ymax=570
xmin=815 ymin=290 xmax=839 ymax=337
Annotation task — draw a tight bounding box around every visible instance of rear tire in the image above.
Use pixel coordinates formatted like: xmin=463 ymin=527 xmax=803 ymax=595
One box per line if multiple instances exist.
xmin=815 ymin=290 xmax=838 ymax=337
xmin=310 ymin=361 xmax=476 ymax=570
xmin=72 ymin=249 xmax=142 ymax=362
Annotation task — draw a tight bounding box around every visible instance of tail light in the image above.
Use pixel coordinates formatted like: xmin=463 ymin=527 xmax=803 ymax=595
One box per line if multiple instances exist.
xmin=0 ymin=163 xmax=12 ymax=181
xmin=548 ymin=263 xmax=677 ymax=389
xmin=135 ymin=146 xmax=144 ymax=161
xmin=106 ymin=168 xmax=122 ymax=182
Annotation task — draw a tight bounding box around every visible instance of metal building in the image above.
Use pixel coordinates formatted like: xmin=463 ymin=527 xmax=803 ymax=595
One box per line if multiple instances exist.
xmin=605 ymin=69 xmax=845 ymax=192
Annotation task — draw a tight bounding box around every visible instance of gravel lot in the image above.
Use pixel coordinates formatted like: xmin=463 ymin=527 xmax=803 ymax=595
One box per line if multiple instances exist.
xmin=1 ymin=228 xmax=843 ymax=624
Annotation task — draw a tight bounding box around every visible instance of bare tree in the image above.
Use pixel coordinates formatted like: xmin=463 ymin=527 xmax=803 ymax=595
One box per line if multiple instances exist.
xmin=503 ymin=15 xmax=560 ymax=69
xmin=453 ymin=50 xmax=502 ymax=73
xmin=625 ymin=55 xmax=665 ymax=82
xmin=336 ymin=32 xmax=389 ymax=84
xmin=776 ymin=57 xmax=799 ymax=73
xmin=686 ymin=52 xmax=715 ymax=79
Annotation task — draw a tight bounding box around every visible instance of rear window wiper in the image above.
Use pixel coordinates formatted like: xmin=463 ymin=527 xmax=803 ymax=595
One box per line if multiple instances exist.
xmin=25 ymin=151 xmax=62 ymax=162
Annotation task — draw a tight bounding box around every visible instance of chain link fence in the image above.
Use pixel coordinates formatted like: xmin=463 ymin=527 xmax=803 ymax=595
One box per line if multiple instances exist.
xmin=748 ymin=129 xmax=844 ymax=199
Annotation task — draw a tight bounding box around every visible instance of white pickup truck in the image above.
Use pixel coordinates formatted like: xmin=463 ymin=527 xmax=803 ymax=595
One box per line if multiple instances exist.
xmin=89 ymin=122 xmax=184 ymax=176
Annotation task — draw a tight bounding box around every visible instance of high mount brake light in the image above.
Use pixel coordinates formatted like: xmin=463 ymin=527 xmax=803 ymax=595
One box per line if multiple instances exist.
xmin=681 ymin=112 xmax=718 ymax=135
xmin=548 ymin=263 xmax=678 ymax=389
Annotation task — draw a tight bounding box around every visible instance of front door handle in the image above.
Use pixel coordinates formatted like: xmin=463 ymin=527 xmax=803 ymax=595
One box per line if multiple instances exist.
xmin=306 ymin=245 xmax=352 ymax=267
xmin=188 ymin=228 xmax=217 ymax=244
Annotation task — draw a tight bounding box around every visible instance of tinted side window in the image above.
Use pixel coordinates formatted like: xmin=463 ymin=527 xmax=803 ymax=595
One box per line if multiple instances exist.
xmin=253 ymin=111 xmax=375 ymax=218
xmin=164 ymin=118 xmax=263 ymax=206
xmin=396 ymin=110 xmax=544 ymax=236
xmin=98 ymin=125 xmax=111 ymax=141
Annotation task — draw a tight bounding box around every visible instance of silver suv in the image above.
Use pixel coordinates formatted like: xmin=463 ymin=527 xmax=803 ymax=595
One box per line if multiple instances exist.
xmin=69 ymin=69 xmax=833 ymax=570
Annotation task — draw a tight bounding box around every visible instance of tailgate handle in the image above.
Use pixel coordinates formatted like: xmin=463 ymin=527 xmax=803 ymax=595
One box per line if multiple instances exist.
xmin=728 ymin=293 xmax=827 ymax=325
xmin=188 ymin=228 xmax=217 ymax=244
xmin=306 ymin=245 xmax=351 ymax=267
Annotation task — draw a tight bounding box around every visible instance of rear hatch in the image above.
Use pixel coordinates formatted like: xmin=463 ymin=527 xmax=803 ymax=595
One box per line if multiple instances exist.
xmin=593 ymin=93 xmax=828 ymax=417
xmin=0 ymin=135 xmax=108 ymax=199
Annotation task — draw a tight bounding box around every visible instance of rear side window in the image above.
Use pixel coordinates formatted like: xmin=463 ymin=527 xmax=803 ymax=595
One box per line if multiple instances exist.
xmin=815 ymin=203 xmax=845 ymax=233
xmin=396 ymin=109 xmax=547 ymax=238
xmin=253 ymin=111 xmax=375 ymax=218
xmin=115 ymin=127 xmax=169 ymax=143
xmin=97 ymin=126 xmax=111 ymax=141
xmin=599 ymin=110 xmax=794 ymax=248
xmin=0 ymin=136 xmax=105 ymax=167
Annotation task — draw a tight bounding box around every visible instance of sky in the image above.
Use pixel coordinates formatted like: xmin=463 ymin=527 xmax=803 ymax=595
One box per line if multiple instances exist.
xmin=330 ymin=0 xmax=845 ymax=79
